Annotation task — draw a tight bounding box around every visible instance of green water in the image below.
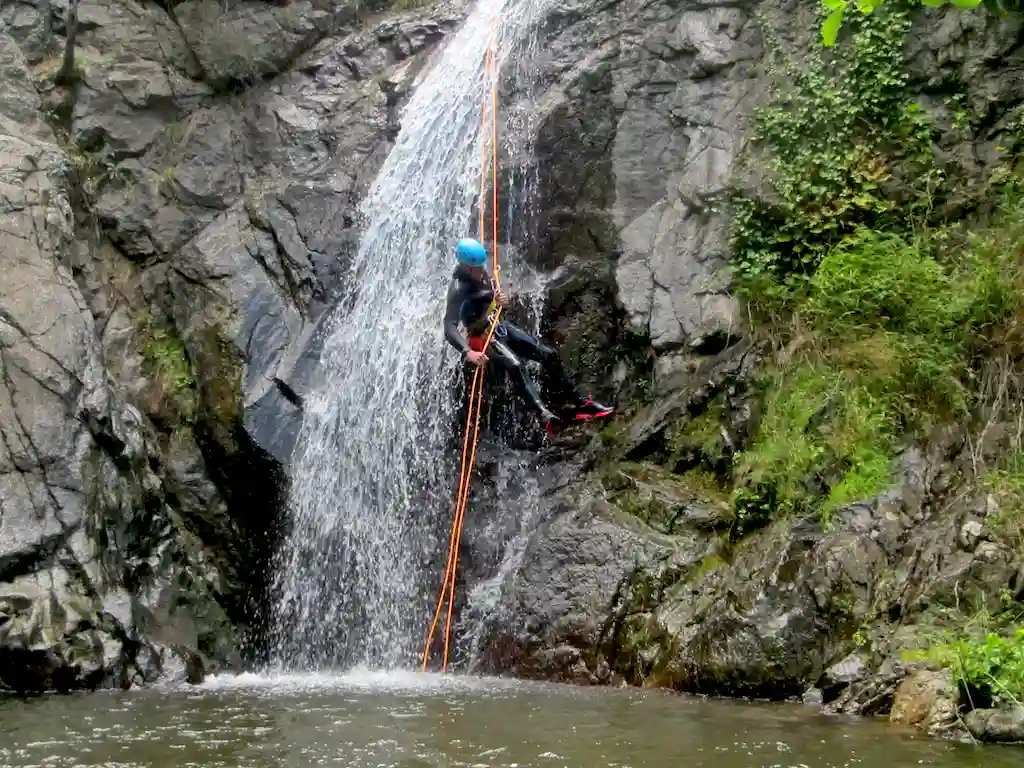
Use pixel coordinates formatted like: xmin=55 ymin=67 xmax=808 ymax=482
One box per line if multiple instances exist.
xmin=0 ymin=670 xmax=1018 ymax=767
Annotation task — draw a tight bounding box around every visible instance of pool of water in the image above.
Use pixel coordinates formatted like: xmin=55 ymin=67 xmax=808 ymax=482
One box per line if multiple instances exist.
xmin=0 ymin=669 xmax=1018 ymax=767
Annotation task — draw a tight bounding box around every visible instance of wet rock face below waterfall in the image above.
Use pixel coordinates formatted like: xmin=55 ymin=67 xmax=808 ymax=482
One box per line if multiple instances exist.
xmin=0 ymin=0 xmax=460 ymax=693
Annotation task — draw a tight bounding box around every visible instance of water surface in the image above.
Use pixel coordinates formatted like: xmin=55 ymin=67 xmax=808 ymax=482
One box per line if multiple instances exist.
xmin=1 ymin=671 xmax=1018 ymax=767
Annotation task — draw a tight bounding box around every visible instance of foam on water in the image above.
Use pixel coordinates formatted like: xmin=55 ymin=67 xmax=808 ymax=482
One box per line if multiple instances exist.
xmin=197 ymin=668 xmax=520 ymax=696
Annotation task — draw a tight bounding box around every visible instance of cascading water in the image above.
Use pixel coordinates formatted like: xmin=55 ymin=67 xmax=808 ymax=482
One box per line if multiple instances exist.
xmin=270 ymin=0 xmax=554 ymax=672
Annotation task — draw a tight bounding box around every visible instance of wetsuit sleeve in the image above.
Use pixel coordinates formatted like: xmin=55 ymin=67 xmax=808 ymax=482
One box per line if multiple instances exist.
xmin=443 ymin=277 xmax=469 ymax=355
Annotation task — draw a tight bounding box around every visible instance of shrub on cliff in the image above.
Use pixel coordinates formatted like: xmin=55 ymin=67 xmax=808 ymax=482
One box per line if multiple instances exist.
xmin=721 ymin=0 xmax=1024 ymax=529
xmin=731 ymin=185 xmax=1024 ymax=527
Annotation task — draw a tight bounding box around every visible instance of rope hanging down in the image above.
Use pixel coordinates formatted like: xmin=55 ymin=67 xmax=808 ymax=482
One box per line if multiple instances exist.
xmin=421 ymin=37 xmax=502 ymax=674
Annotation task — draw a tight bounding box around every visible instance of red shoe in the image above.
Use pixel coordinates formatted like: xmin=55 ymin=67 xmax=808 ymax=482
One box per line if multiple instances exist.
xmin=570 ymin=395 xmax=614 ymax=421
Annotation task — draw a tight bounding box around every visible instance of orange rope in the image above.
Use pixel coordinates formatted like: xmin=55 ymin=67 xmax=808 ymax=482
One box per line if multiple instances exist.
xmin=421 ymin=36 xmax=502 ymax=673
xmin=489 ymin=41 xmax=500 ymax=292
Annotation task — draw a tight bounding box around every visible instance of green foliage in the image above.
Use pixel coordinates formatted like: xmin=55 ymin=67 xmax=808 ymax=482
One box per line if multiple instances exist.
xmin=806 ymin=229 xmax=972 ymax=415
xmin=732 ymin=363 xmax=896 ymax=527
xmin=915 ymin=628 xmax=1024 ymax=706
xmin=818 ymin=0 xmax=985 ymax=47
xmin=815 ymin=0 xmax=1024 ymax=48
xmin=730 ymin=4 xmax=933 ymax=298
xmin=730 ymin=184 xmax=1024 ymax=526
xmin=138 ymin=310 xmax=196 ymax=426
xmin=62 ymin=141 xmax=134 ymax=202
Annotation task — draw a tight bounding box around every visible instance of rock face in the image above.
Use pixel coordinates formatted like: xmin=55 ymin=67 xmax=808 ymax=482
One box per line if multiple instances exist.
xmin=0 ymin=26 xmax=232 ymax=690
xmin=966 ymin=706 xmax=1024 ymax=744
xmin=0 ymin=0 xmax=460 ymax=692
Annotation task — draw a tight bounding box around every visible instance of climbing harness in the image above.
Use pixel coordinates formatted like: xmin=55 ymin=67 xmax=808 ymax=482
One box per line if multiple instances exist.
xmin=421 ymin=33 xmax=503 ymax=674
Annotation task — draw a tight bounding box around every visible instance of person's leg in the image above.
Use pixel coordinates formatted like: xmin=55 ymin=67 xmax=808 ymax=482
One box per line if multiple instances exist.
xmin=499 ymin=322 xmax=615 ymax=420
xmin=486 ymin=334 xmax=558 ymax=423
xmin=498 ymin=323 xmax=581 ymax=409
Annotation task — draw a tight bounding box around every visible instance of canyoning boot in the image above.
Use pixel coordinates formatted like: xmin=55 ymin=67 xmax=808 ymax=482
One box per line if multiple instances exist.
xmin=569 ymin=395 xmax=614 ymax=422
xmin=540 ymin=407 xmax=562 ymax=439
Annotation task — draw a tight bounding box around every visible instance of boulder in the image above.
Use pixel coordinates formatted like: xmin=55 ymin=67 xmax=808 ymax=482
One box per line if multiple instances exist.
xmin=890 ymin=669 xmax=960 ymax=736
xmin=965 ymin=707 xmax=1024 ymax=744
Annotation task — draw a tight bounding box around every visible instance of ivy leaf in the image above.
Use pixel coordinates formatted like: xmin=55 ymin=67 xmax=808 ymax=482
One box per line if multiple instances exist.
xmin=822 ymin=7 xmax=845 ymax=46
xmin=821 ymin=0 xmax=846 ymax=9
xmin=949 ymin=0 xmax=982 ymax=7
xmin=921 ymin=0 xmax=948 ymax=5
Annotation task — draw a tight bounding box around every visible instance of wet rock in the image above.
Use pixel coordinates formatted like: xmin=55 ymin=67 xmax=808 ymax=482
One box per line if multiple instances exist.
xmin=674 ymin=502 xmax=732 ymax=533
xmin=172 ymin=0 xmax=359 ymax=88
xmin=965 ymin=706 xmax=1024 ymax=744
xmin=519 ymin=0 xmax=759 ymax=369
xmin=0 ymin=21 xmax=237 ymax=693
xmin=69 ymin=0 xmax=210 ymax=158
xmin=472 ymin=463 xmax=679 ymax=681
xmin=890 ymin=669 xmax=959 ymax=736
xmin=819 ymin=653 xmax=868 ymax=702
xmin=78 ymin=0 xmax=459 ymax=468
xmin=802 ymin=687 xmax=823 ymax=706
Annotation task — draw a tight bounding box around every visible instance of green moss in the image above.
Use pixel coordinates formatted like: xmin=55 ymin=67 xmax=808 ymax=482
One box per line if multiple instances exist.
xmin=604 ymin=462 xmax=731 ymax=533
xmin=666 ymin=396 xmax=733 ymax=472
xmin=599 ymin=420 xmax=629 ymax=454
xmin=137 ymin=309 xmax=197 ymax=427
xmin=694 ymin=553 xmax=727 ymax=578
xmin=731 ymin=363 xmax=895 ymax=526
xmin=193 ymin=325 xmax=243 ymax=457
xmin=617 ymin=491 xmax=674 ymax=533
xmin=675 ymin=468 xmax=732 ymax=507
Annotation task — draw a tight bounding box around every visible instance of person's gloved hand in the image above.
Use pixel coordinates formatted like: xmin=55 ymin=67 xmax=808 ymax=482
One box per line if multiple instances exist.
xmin=466 ymin=349 xmax=488 ymax=367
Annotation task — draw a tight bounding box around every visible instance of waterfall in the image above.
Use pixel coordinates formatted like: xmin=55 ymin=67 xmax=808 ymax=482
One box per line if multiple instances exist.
xmin=269 ymin=0 xmax=554 ymax=671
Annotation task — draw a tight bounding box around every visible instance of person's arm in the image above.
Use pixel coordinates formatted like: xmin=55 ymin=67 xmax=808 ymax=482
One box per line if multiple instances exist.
xmin=443 ymin=277 xmax=470 ymax=355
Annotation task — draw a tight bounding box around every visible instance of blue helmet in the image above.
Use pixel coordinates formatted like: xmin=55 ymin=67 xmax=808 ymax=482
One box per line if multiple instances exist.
xmin=455 ymin=238 xmax=487 ymax=267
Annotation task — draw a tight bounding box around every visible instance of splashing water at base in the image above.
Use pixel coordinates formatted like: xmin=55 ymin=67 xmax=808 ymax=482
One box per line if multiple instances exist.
xmin=269 ymin=0 xmax=555 ymax=672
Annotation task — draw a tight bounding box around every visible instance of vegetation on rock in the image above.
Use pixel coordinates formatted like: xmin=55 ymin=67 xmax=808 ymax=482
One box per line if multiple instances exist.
xmin=816 ymin=0 xmax=990 ymax=46
xmin=725 ymin=1 xmax=1024 ymax=530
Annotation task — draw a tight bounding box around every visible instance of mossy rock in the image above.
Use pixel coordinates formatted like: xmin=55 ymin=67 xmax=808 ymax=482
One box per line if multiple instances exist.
xmin=602 ymin=462 xmax=733 ymax=534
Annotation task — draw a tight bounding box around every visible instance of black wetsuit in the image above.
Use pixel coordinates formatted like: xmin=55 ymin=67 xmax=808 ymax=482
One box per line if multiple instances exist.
xmin=443 ymin=264 xmax=580 ymax=417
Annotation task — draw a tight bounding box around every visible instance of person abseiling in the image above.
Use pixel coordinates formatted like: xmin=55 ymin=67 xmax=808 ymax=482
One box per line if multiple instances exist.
xmin=442 ymin=237 xmax=613 ymax=433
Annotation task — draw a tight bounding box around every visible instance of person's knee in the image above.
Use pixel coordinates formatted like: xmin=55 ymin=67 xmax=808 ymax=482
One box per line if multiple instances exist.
xmin=537 ymin=344 xmax=560 ymax=365
xmin=505 ymin=356 xmax=525 ymax=378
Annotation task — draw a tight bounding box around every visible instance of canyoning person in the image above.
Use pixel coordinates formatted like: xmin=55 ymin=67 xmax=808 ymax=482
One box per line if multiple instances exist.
xmin=442 ymin=237 xmax=614 ymax=433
